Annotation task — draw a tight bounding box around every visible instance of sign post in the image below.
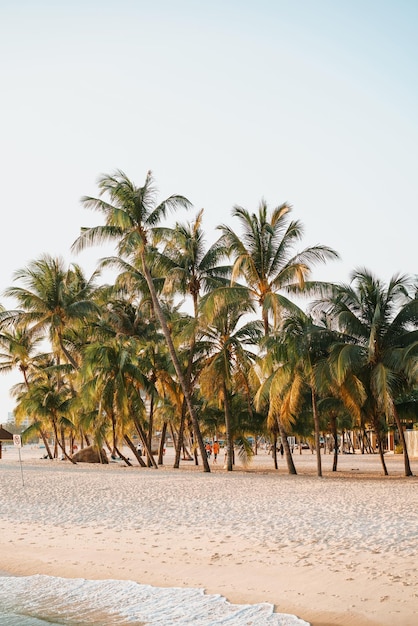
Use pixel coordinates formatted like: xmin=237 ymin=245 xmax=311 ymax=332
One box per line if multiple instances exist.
xmin=13 ymin=434 xmax=24 ymax=487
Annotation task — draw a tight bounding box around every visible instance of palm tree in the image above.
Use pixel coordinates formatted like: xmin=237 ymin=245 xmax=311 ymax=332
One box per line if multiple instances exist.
xmin=274 ymin=309 xmax=336 ymax=477
xmin=80 ymin=336 xmax=153 ymax=466
xmin=0 ymin=323 xmax=53 ymax=457
xmin=0 ymin=323 xmax=42 ymax=386
xmin=72 ymin=170 xmax=211 ymax=471
xmin=254 ymin=360 xmax=298 ymax=475
xmin=217 ymin=200 xmax=339 ymax=335
xmin=199 ymin=289 xmax=263 ymax=470
xmin=12 ymin=359 xmax=76 ymax=463
xmin=154 ymin=209 xmax=230 ymax=467
xmin=319 ymin=269 xmax=418 ymax=477
xmin=317 ymin=396 xmax=353 ymax=471
xmin=4 ymin=255 xmax=99 ymax=370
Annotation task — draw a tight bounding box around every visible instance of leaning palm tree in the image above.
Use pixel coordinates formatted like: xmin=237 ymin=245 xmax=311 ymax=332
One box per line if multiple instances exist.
xmin=318 ymin=269 xmax=418 ymax=477
xmin=217 ymin=200 xmax=339 ymax=335
xmin=72 ymin=170 xmax=211 ymax=471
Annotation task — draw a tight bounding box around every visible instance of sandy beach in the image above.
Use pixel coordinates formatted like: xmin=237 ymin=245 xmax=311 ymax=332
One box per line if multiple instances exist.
xmin=0 ymin=446 xmax=417 ymax=626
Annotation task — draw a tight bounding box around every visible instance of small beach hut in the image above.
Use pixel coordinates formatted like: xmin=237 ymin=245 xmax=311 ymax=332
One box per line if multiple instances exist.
xmin=0 ymin=425 xmax=13 ymax=459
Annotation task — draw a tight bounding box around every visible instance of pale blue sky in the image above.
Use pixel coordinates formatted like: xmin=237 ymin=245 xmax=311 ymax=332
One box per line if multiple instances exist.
xmin=1 ymin=1 xmax=417 ymax=414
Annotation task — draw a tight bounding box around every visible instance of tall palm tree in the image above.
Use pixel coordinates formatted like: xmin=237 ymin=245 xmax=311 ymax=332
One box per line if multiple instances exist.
xmin=217 ymin=200 xmax=339 ymax=335
xmin=319 ymin=269 xmax=418 ymax=477
xmin=72 ymin=170 xmax=211 ymax=471
xmin=154 ymin=209 xmax=230 ymax=467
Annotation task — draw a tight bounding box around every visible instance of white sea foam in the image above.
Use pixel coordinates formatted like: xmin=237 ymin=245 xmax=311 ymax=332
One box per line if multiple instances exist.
xmin=0 ymin=575 xmax=309 ymax=625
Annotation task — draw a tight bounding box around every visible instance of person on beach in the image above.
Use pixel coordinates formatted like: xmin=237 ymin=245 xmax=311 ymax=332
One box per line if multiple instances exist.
xmin=205 ymin=442 xmax=212 ymax=459
xmin=212 ymin=440 xmax=220 ymax=463
xmin=279 ymin=443 xmax=284 ymax=458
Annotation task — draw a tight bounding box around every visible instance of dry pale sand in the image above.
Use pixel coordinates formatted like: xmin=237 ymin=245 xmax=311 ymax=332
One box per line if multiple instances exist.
xmin=0 ymin=445 xmax=417 ymax=626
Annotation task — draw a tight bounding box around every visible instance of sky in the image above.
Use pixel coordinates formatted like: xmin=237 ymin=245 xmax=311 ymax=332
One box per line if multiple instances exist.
xmin=1 ymin=0 xmax=417 ymax=416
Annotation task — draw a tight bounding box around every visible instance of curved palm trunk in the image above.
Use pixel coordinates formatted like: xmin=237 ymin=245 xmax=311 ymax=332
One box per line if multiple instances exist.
xmin=124 ymin=434 xmax=147 ymax=467
xmin=393 ymin=407 xmax=413 ymax=477
xmin=140 ymin=254 xmax=210 ymax=472
xmin=131 ymin=413 xmax=158 ymax=469
xmin=277 ymin=418 xmax=297 ymax=475
xmin=158 ymin=421 xmax=168 ymax=465
xmin=113 ymin=442 xmax=132 ymax=466
xmin=114 ymin=445 xmax=132 ymax=467
xmin=311 ymin=387 xmax=322 ymax=477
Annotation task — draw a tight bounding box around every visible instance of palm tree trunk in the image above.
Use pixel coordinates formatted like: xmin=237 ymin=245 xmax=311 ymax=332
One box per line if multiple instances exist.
xmin=131 ymin=413 xmax=158 ymax=469
xmin=147 ymin=393 xmax=155 ymax=467
xmin=311 ymin=387 xmax=322 ymax=477
xmin=140 ymin=253 xmax=210 ymax=472
xmin=60 ymin=424 xmax=67 ymax=458
xmin=272 ymin=430 xmax=278 ymax=470
xmin=124 ymin=434 xmax=147 ymax=467
xmin=39 ymin=428 xmax=53 ymax=459
xmin=52 ymin=419 xmax=76 ymax=464
xmin=331 ymin=415 xmax=338 ymax=472
xmin=110 ymin=414 xmax=118 ymax=458
xmin=174 ymin=401 xmax=186 ymax=468
xmin=374 ymin=423 xmax=389 ymax=476
xmin=277 ymin=418 xmax=297 ymax=475
xmin=262 ymin=309 xmax=270 ymax=336
xmin=158 ymin=421 xmax=168 ymax=465
xmin=59 ymin=337 xmax=79 ymax=371
xmin=393 ymin=406 xmax=413 ymax=477
xmin=113 ymin=443 xmax=132 ymax=466
xmin=223 ymin=381 xmax=234 ymax=471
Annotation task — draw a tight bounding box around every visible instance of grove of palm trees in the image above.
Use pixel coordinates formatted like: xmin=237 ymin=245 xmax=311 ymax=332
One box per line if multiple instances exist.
xmin=1 ymin=170 xmax=417 ymax=477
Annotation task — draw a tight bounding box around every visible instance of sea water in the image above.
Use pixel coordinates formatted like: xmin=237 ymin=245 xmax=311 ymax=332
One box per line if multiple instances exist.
xmin=0 ymin=575 xmax=309 ymax=625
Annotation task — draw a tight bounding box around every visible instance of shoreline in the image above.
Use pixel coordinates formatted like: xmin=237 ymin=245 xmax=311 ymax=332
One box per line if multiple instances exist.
xmin=1 ymin=449 xmax=417 ymax=626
